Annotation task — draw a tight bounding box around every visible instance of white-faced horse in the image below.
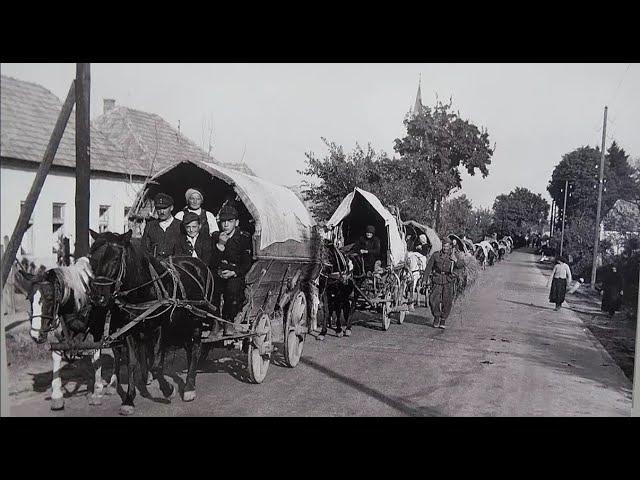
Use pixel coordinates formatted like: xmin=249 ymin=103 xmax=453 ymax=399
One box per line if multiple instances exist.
xmin=406 ymin=251 xmax=428 ymax=309
xmin=23 ymin=258 xmax=115 ymax=410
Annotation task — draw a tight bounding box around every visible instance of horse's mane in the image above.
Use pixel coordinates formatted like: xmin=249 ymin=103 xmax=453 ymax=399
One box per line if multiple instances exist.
xmin=52 ymin=257 xmax=93 ymax=311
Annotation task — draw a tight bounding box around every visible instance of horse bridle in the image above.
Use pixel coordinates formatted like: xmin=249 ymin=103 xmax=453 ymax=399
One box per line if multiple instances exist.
xmin=29 ymin=279 xmax=62 ymax=334
xmin=91 ymin=243 xmax=127 ymax=301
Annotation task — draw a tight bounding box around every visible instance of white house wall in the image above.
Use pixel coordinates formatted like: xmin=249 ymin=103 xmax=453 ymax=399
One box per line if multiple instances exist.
xmin=1 ymin=163 xmax=144 ymax=268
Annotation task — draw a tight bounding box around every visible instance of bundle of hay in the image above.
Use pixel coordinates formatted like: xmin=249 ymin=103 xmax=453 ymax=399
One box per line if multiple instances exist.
xmin=458 ymin=252 xmax=481 ymax=288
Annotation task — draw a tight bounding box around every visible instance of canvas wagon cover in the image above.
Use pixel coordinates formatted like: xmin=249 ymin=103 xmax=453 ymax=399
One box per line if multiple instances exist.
xmin=403 ymin=220 xmax=442 ymax=256
xmin=149 ymin=159 xmax=317 ymax=257
xmin=327 ymin=187 xmax=407 ymax=267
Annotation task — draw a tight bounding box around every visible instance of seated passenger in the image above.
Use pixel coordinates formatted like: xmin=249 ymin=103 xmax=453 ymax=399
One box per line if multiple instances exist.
xmin=414 ymin=234 xmax=429 ymax=255
xmin=209 ymin=204 xmax=252 ymax=336
xmin=174 ymin=188 xmax=219 ymax=238
xmin=142 ymin=193 xmax=183 ymax=259
xmin=176 ymin=211 xmax=213 ymax=264
xmin=356 ymin=225 xmax=381 ymax=274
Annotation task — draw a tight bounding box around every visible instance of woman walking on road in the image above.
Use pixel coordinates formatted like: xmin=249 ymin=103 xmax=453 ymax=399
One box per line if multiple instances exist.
xmin=547 ymin=256 xmax=572 ymax=311
xmin=601 ymin=266 xmax=624 ymax=317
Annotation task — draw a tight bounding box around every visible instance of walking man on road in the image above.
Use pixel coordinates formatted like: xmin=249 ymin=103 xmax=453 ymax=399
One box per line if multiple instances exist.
xmin=423 ymin=238 xmax=464 ymax=329
xmin=547 ymin=256 xmax=572 ymax=311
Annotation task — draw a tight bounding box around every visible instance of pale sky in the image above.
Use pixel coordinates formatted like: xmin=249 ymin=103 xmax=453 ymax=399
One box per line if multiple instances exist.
xmin=2 ymin=63 xmax=638 ymax=209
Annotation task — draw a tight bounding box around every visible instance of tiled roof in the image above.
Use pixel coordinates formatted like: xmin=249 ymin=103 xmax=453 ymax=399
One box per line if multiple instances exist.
xmin=93 ymin=105 xmax=255 ymax=177
xmin=1 ymin=75 xmax=255 ymax=178
xmin=1 ymin=75 xmax=129 ymax=174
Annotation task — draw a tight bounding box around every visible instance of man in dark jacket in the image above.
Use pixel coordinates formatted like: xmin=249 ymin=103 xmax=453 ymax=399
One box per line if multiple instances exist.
xmin=423 ymin=238 xmax=464 ymax=329
xmin=355 ymin=225 xmax=381 ymax=273
xmin=209 ymin=204 xmax=252 ymax=335
xmin=176 ymin=211 xmax=213 ymax=264
xmin=142 ymin=193 xmax=183 ymax=259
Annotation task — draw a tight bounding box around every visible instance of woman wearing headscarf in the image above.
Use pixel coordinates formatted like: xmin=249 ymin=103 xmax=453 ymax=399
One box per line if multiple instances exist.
xmin=174 ymin=188 xmax=219 ymax=238
xmin=601 ymin=266 xmax=624 ymax=317
xmin=547 ymin=256 xmax=572 ymax=311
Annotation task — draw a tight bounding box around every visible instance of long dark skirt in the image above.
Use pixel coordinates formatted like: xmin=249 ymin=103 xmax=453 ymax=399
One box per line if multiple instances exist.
xmin=601 ymin=285 xmax=622 ymax=313
xmin=549 ymin=278 xmax=567 ymax=305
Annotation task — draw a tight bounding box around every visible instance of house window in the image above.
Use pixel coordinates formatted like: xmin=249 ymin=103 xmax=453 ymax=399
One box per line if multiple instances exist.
xmin=52 ymin=203 xmax=65 ymax=253
xmin=19 ymin=201 xmax=34 ymax=255
xmin=98 ymin=205 xmax=111 ymax=233
xmin=124 ymin=207 xmax=131 ymax=233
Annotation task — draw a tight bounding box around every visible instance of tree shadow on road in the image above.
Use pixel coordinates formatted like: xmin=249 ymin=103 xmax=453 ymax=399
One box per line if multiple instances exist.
xmin=300 ymin=356 xmax=442 ymax=417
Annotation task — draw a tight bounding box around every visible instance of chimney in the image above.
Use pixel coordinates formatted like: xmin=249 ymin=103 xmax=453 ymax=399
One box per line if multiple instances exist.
xmin=103 ymin=98 xmax=116 ymax=114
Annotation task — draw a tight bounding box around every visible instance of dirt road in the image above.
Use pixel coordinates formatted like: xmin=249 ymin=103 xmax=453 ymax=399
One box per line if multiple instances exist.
xmin=9 ymin=250 xmax=633 ymax=416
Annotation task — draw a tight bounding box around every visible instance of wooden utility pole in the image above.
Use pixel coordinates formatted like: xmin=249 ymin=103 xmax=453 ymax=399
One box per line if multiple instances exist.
xmin=590 ymin=106 xmax=608 ymax=289
xmin=550 ymin=199 xmax=555 ymax=236
xmin=0 ymin=82 xmax=76 ymax=289
xmin=633 ymin=268 xmax=640 ymax=416
xmin=559 ymin=180 xmax=569 ymax=257
xmin=75 ymin=64 xmax=91 ymax=258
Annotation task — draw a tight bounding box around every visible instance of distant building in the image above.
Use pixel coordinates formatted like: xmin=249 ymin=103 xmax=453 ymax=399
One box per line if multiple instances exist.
xmin=1 ymin=75 xmax=252 ymax=267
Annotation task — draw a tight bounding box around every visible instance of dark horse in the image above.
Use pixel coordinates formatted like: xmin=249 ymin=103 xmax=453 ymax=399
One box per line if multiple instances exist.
xmin=88 ymin=229 xmax=215 ymax=415
xmin=318 ymin=240 xmax=355 ymax=339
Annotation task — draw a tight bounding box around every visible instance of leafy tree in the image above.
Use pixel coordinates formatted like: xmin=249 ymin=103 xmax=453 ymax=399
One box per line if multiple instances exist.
xmin=492 ymin=187 xmax=550 ymax=237
xmin=439 ymin=194 xmax=474 ymax=237
xmin=548 ymin=143 xmax=637 ymax=222
xmin=299 ymin=138 xmax=431 ymax=224
xmin=467 ymin=208 xmax=494 ymax=242
xmin=393 ymin=100 xmax=494 ymax=230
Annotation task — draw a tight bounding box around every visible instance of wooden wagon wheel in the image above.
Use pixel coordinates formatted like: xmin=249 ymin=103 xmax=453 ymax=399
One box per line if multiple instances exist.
xmin=247 ymin=313 xmax=272 ymax=384
xmin=397 ymin=272 xmax=410 ymax=325
xmin=381 ymin=289 xmax=392 ymax=331
xmin=284 ymin=290 xmax=306 ymax=368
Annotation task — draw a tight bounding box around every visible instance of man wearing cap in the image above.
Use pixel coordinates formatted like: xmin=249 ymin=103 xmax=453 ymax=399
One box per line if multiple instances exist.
xmin=209 ymin=204 xmax=252 ymax=336
xmin=174 ymin=188 xmax=219 ymax=238
xmin=355 ymin=225 xmax=381 ymax=274
xmin=422 ymin=238 xmax=464 ymax=329
xmin=142 ymin=193 xmax=183 ymax=259
xmin=176 ymin=211 xmax=213 ymax=264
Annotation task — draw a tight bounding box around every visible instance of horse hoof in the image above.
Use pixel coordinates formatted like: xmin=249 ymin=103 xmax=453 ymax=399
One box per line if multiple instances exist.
xmin=89 ymin=394 xmax=103 ymax=406
xmin=164 ymin=385 xmax=176 ymax=399
xmin=50 ymin=398 xmax=65 ymax=411
xmin=183 ymin=390 xmax=196 ymax=402
xmin=119 ymin=405 xmax=135 ymax=416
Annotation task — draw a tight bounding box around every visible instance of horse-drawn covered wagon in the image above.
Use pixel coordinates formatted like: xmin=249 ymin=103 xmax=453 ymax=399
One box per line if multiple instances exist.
xmin=126 ymin=158 xmax=322 ymax=383
xmin=403 ymin=220 xmax=441 ymax=308
xmin=324 ymin=187 xmax=411 ymax=330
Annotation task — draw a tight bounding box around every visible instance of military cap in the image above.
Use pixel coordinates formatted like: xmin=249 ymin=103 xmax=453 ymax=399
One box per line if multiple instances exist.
xmin=219 ymin=204 xmax=239 ymax=222
xmin=365 ymin=225 xmax=376 ymax=234
xmin=154 ymin=192 xmax=174 ymax=209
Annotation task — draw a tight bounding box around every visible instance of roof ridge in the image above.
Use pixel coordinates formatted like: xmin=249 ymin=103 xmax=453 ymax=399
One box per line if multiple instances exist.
xmin=1 ymin=74 xmax=62 ymax=102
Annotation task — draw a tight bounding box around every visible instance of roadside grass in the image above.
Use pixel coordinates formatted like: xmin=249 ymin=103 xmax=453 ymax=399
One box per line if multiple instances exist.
xmin=6 ymin=329 xmax=51 ymax=370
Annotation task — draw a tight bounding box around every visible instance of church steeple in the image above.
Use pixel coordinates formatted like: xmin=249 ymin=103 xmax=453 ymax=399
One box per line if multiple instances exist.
xmin=412 ymin=74 xmax=423 ymax=117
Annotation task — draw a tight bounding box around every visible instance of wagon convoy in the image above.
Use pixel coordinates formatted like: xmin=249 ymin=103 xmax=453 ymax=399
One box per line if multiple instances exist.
xmin=19 ymin=161 xmax=514 ymax=413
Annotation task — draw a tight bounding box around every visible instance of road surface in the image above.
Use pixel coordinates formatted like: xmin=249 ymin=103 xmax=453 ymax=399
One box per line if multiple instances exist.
xmin=9 ymin=249 xmax=633 ymax=416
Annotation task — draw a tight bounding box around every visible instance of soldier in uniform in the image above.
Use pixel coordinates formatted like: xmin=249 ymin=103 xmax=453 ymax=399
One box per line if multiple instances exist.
xmin=355 ymin=225 xmax=381 ymax=274
xmin=422 ymin=238 xmax=464 ymax=329
xmin=176 ymin=211 xmax=212 ymax=264
xmin=141 ymin=193 xmax=183 ymax=259
xmin=209 ymin=204 xmax=252 ymax=336
xmin=174 ymin=188 xmax=219 ymax=238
